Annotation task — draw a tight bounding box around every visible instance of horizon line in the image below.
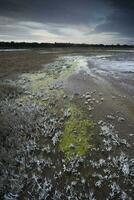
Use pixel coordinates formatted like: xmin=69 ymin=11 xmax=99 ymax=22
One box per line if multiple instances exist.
xmin=0 ymin=41 xmax=134 ymax=47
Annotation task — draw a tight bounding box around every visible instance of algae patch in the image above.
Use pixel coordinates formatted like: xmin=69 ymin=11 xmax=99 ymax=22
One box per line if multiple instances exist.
xmin=22 ymin=72 xmax=54 ymax=93
xmin=20 ymin=57 xmax=78 ymax=95
xmin=59 ymin=104 xmax=95 ymax=160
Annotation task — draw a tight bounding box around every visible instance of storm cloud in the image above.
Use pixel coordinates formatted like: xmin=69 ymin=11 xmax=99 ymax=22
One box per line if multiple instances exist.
xmin=0 ymin=0 xmax=133 ymax=44
xmin=96 ymin=0 xmax=134 ymax=37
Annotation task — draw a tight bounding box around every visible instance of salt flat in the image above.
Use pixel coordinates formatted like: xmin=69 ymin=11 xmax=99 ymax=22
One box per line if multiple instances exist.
xmin=0 ymin=48 xmax=134 ymax=199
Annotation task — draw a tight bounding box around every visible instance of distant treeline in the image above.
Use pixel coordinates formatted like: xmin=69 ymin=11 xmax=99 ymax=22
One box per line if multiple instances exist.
xmin=0 ymin=41 xmax=134 ymax=49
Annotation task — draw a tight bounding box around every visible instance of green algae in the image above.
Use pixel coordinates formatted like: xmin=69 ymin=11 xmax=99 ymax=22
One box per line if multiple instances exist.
xmin=16 ymin=95 xmax=30 ymax=105
xmin=17 ymin=58 xmax=78 ymax=108
xmin=59 ymin=104 xmax=95 ymax=160
xmin=21 ymin=58 xmax=78 ymax=95
xmin=30 ymin=74 xmax=53 ymax=93
xmin=17 ymin=58 xmax=96 ymax=161
xmin=16 ymin=94 xmax=48 ymax=107
xmin=59 ymin=61 xmax=78 ymax=80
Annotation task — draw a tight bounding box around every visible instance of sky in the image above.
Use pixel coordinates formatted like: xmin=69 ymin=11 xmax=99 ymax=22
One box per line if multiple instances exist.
xmin=0 ymin=0 xmax=134 ymax=44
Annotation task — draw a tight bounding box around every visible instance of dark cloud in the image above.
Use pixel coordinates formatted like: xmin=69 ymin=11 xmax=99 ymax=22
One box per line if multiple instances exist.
xmin=0 ymin=0 xmax=109 ymax=24
xmin=0 ymin=0 xmax=133 ymax=43
xmin=106 ymin=0 xmax=134 ymax=9
xmin=96 ymin=0 xmax=134 ymax=37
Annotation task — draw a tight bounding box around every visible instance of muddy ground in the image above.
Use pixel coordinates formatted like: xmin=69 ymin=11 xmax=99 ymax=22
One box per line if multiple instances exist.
xmin=0 ymin=48 xmax=134 ymax=200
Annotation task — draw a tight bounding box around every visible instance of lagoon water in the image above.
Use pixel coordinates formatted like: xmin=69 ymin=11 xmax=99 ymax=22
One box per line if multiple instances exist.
xmin=89 ymin=53 xmax=134 ymax=73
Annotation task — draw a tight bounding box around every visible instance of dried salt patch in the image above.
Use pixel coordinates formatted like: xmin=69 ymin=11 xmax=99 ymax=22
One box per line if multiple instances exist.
xmin=90 ymin=159 xmax=106 ymax=168
xmin=25 ymin=139 xmax=37 ymax=152
xmin=100 ymin=97 xmax=104 ymax=102
xmin=95 ymin=180 xmax=102 ymax=188
xmin=110 ymin=182 xmax=120 ymax=198
xmin=71 ymin=181 xmax=77 ymax=186
xmin=100 ymin=123 xmax=130 ymax=151
xmin=129 ymin=159 xmax=134 ymax=177
xmin=85 ymin=94 xmax=91 ymax=99
xmin=88 ymin=192 xmax=96 ymax=200
xmin=99 ymin=159 xmax=106 ymax=166
xmin=118 ymin=117 xmax=125 ymax=122
xmin=112 ymin=96 xmax=116 ymax=100
xmin=106 ymin=115 xmax=115 ymax=120
xmin=62 ymin=65 xmax=67 ymax=69
xmin=42 ymin=145 xmax=51 ymax=153
xmin=122 ymin=163 xmax=130 ymax=176
xmin=92 ymin=173 xmax=103 ymax=181
xmin=98 ymin=120 xmax=103 ymax=125
xmin=69 ymin=143 xmax=75 ymax=149
xmin=120 ymin=138 xmax=130 ymax=147
xmin=52 ymin=131 xmax=61 ymax=146
xmin=86 ymin=92 xmax=90 ymax=95
xmin=63 ymin=95 xmax=67 ymax=99
xmin=99 ymin=92 xmax=103 ymax=96
xmin=64 ymin=108 xmax=71 ymax=118
xmin=32 ymin=174 xmax=42 ymax=191
xmin=4 ymin=193 xmax=19 ymax=200
xmin=81 ymin=177 xmax=86 ymax=184
xmin=103 ymin=140 xmax=112 ymax=151
xmin=66 ymin=185 xmax=71 ymax=192
xmin=87 ymin=98 xmax=92 ymax=102
xmin=88 ymin=105 xmax=93 ymax=111
xmin=100 ymin=124 xmax=114 ymax=137
xmin=129 ymin=133 xmax=134 ymax=137
xmin=120 ymin=191 xmax=128 ymax=200
xmin=120 ymin=158 xmax=130 ymax=176
xmin=112 ymin=152 xmax=134 ymax=177
xmin=95 ymin=100 xmax=99 ymax=104
xmin=38 ymin=178 xmax=52 ymax=199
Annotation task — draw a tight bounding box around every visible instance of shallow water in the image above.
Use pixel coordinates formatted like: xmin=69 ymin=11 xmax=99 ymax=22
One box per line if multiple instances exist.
xmin=89 ymin=54 xmax=134 ymax=73
xmin=0 ymin=49 xmax=29 ymax=52
xmin=69 ymin=52 xmax=134 ymax=94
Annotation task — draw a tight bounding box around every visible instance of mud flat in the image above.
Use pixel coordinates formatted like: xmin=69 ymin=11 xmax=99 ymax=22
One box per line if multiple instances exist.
xmin=0 ymin=49 xmax=134 ymax=199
